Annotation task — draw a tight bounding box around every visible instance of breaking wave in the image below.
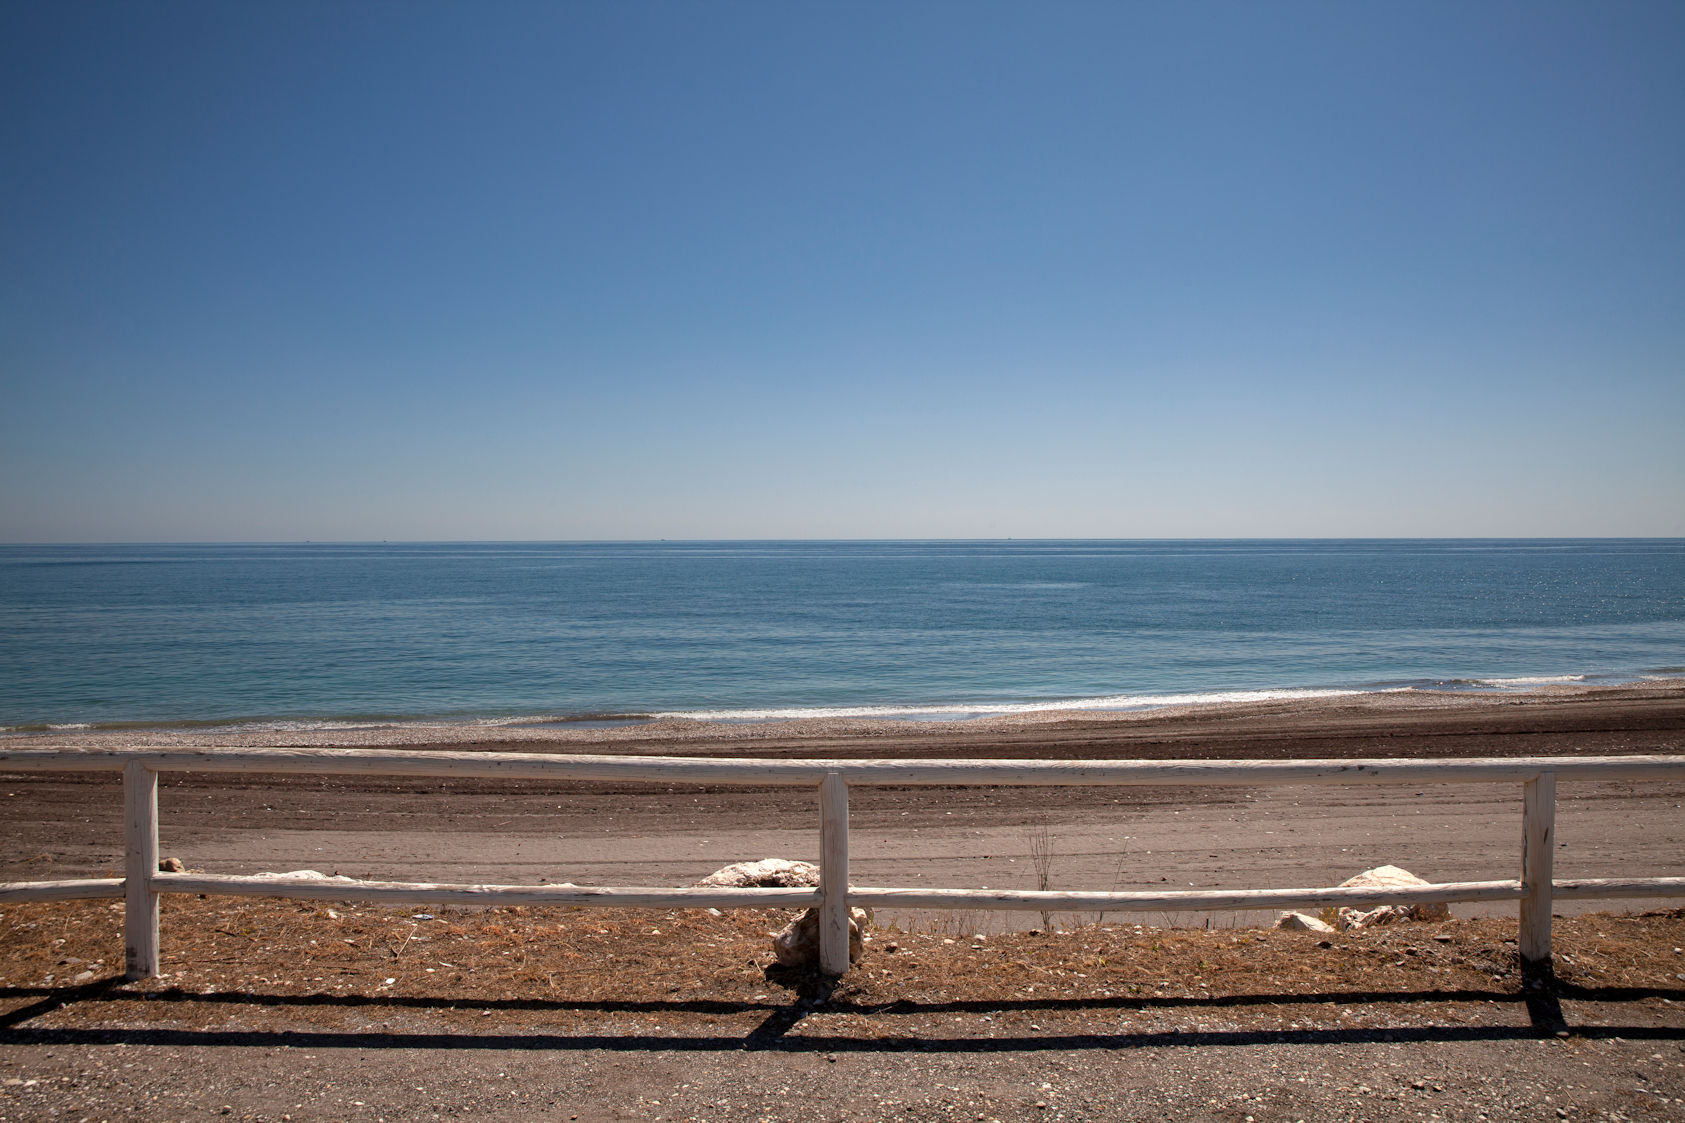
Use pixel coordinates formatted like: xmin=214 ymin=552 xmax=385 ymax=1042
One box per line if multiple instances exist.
xmin=655 ymin=687 xmax=1387 ymax=723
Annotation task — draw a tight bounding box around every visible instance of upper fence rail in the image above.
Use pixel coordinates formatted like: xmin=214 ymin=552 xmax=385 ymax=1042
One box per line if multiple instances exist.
xmin=3 ymin=747 xmax=1684 ymax=785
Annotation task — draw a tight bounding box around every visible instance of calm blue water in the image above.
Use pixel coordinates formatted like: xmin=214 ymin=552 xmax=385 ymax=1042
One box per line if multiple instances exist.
xmin=1 ymin=540 xmax=1682 ymax=731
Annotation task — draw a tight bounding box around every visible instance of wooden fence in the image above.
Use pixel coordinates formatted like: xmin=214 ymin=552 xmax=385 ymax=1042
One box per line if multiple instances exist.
xmin=2 ymin=748 xmax=1683 ymax=979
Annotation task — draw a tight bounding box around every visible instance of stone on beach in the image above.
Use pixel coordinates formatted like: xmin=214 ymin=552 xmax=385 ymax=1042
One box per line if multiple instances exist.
xmin=691 ymin=861 xmax=867 ymax=969
xmin=772 ymin=906 xmax=870 ymax=969
xmin=692 ymin=859 xmax=821 ymax=888
xmin=1274 ymin=911 xmax=1337 ymax=934
xmin=1334 ymin=865 xmax=1451 ymax=929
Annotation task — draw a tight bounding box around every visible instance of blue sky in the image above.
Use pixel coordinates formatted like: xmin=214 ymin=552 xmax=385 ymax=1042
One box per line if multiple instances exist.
xmin=2 ymin=2 xmax=1682 ymax=541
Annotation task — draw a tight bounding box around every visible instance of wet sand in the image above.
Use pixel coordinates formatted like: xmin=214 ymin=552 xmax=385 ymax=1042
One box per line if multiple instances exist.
xmin=3 ymin=682 xmax=1683 ymax=926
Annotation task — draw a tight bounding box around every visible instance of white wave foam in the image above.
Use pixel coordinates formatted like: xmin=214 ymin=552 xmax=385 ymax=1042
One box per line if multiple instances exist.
xmin=200 ymin=713 xmax=590 ymax=734
xmin=212 ymin=720 xmax=402 ymax=733
xmin=461 ymin=714 xmax=583 ymax=727
xmin=46 ymin=723 xmax=92 ymax=731
xmin=1468 ymin=675 xmax=1588 ymax=687
xmin=656 ymin=687 xmax=1382 ymax=723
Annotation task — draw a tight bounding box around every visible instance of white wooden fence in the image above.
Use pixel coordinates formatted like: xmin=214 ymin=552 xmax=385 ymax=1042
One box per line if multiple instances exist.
xmin=2 ymin=748 xmax=1683 ymax=979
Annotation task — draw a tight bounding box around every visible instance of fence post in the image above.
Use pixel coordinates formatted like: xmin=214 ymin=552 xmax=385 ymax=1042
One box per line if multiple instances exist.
xmin=819 ymin=771 xmax=851 ymax=976
xmin=123 ymin=760 xmax=160 ymax=979
xmin=1520 ymin=771 xmax=1556 ymax=968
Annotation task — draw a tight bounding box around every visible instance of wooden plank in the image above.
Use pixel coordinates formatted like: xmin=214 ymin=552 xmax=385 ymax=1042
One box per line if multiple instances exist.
xmin=850 ymin=879 xmax=1525 ymax=912
xmin=123 ymin=761 xmax=159 ymax=980
xmin=1520 ymin=771 xmax=1556 ymax=966
xmin=0 ymin=878 xmax=125 ymax=903
xmin=0 ymin=748 xmax=833 ymax=784
xmin=832 ymin=755 xmax=1685 ymax=787
xmin=1552 ymin=876 xmax=1685 ymax=899
xmin=819 ymin=772 xmax=850 ymax=976
xmin=149 ymin=872 xmax=822 ymax=909
xmin=3 ymin=747 xmax=1683 ymax=787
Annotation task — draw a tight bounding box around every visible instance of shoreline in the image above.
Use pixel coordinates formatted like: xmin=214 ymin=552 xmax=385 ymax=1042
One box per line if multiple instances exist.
xmin=3 ymin=676 xmax=1682 ymax=753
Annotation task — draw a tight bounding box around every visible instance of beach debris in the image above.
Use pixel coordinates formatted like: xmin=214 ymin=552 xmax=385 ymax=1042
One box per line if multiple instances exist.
xmin=1274 ymin=911 xmax=1337 ymax=934
xmin=1334 ymin=865 xmax=1451 ymax=929
xmin=772 ymin=906 xmax=870 ymax=969
xmin=157 ymin=857 xmax=186 ymax=873
xmin=692 ymin=859 xmax=820 ymax=888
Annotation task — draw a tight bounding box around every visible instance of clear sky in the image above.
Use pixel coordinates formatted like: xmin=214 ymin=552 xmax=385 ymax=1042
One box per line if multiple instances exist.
xmin=2 ymin=1 xmax=1682 ymax=541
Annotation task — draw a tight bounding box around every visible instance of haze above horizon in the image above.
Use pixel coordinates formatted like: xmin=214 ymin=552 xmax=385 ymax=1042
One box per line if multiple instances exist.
xmin=3 ymin=2 xmax=1682 ymax=542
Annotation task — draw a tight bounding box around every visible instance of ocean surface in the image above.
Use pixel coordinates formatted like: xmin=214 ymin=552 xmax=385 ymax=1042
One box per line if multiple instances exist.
xmin=1 ymin=540 xmax=1682 ymax=732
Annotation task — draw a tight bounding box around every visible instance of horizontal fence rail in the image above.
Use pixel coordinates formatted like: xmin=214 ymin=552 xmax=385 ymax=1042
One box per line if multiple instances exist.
xmin=1 ymin=748 xmax=1683 ymax=979
xmin=5 ymin=746 xmax=1685 ymax=784
xmin=149 ymin=873 xmax=823 ymax=910
xmin=849 ymin=880 xmax=1533 ymax=913
xmin=0 ymin=877 xmax=125 ymax=904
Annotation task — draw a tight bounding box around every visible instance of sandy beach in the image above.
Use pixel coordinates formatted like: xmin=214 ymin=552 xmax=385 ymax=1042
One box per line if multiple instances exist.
xmin=4 ymin=682 xmax=1684 ymax=1119
xmin=5 ymin=682 xmax=1683 ymax=925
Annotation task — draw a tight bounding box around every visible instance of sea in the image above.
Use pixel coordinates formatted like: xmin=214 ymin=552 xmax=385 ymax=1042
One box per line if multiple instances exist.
xmin=1 ymin=539 xmax=1682 ymax=733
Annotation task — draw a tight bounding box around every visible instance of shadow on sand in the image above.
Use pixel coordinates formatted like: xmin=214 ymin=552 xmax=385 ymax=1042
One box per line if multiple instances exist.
xmin=0 ymin=966 xmax=1677 ymax=1054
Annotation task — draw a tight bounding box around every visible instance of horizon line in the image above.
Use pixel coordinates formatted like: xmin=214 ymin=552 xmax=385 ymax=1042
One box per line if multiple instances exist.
xmin=4 ymin=536 xmax=1684 ymax=547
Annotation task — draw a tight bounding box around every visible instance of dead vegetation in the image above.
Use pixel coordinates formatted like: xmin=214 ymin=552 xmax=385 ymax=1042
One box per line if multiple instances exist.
xmin=2 ymin=897 xmax=1681 ymax=1043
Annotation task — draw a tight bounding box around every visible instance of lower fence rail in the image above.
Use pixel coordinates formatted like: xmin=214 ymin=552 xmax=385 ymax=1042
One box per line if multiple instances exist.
xmin=0 ymin=878 xmax=125 ymax=903
xmin=148 ymin=873 xmax=822 ymax=910
xmin=850 ymin=880 xmax=1529 ymax=913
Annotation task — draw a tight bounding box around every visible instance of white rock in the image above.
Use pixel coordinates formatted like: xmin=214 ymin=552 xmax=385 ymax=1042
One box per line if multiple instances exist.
xmin=1334 ymin=865 xmax=1451 ymax=929
xmin=1274 ymin=911 xmax=1336 ymax=934
xmin=692 ymin=859 xmax=821 ymax=888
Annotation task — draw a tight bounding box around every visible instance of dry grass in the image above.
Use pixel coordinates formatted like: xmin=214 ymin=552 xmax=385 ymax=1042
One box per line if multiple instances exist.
xmin=1023 ymin=818 xmax=1056 ymax=931
xmin=2 ymin=897 xmax=1682 ymax=1044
